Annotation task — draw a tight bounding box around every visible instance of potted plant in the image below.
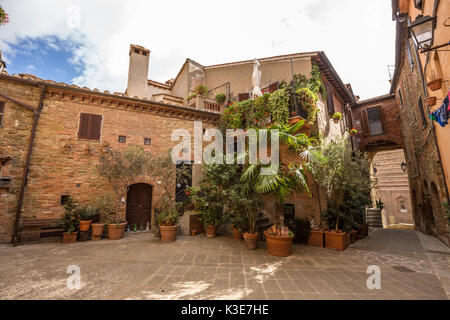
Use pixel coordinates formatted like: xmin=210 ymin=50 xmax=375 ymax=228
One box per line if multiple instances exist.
xmin=90 ymin=194 xmax=115 ymax=241
xmin=195 ymin=85 xmax=208 ymax=97
xmin=215 ymin=93 xmax=227 ymax=105
xmin=332 ymin=112 xmax=342 ymax=124
xmin=75 ymin=205 xmax=96 ymax=232
xmin=242 ymin=211 xmax=259 ymax=250
xmin=308 ymin=228 xmax=325 ymax=247
xmin=425 ymin=96 xmax=437 ymax=107
xmin=158 ymin=208 xmax=179 ymax=243
xmin=242 ymin=121 xmax=312 ymax=257
xmin=350 ymin=128 xmax=358 ymax=137
xmin=57 ymin=199 xmax=79 ymax=244
xmin=230 ymin=215 xmax=246 ymax=240
xmin=200 ymin=209 xmax=224 ymax=238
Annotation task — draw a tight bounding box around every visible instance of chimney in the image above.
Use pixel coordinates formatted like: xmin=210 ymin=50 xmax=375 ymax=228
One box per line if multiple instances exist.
xmin=126 ymin=44 xmax=150 ymax=98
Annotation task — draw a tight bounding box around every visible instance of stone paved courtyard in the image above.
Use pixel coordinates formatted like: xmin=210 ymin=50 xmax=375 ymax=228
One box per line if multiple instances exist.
xmin=0 ymin=228 xmax=449 ymax=300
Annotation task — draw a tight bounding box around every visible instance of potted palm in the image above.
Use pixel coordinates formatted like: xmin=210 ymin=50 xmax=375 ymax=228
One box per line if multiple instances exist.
xmin=201 ymin=209 xmax=224 ymax=238
xmin=242 ymin=121 xmax=313 ymax=257
xmin=75 ymin=205 xmax=96 ymax=232
xmin=57 ymin=196 xmax=79 ymax=243
xmin=158 ymin=208 xmax=179 ymax=243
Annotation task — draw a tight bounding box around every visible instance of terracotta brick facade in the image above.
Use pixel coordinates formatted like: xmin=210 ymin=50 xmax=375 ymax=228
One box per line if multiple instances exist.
xmin=0 ymin=75 xmax=219 ymax=243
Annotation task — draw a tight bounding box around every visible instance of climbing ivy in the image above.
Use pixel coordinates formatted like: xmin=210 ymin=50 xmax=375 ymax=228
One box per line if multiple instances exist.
xmin=268 ymin=89 xmax=290 ymax=125
xmin=296 ymin=87 xmax=319 ymax=124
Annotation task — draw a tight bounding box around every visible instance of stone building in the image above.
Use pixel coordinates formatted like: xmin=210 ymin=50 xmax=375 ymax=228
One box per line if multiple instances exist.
xmin=390 ymin=0 xmax=450 ymax=245
xmin=0 ymin=44 xmax=355 ymax=243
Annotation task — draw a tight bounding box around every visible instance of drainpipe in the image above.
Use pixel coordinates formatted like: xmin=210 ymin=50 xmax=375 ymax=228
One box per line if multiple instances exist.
xmin=11 ymin=85 xmax=46 ymax=245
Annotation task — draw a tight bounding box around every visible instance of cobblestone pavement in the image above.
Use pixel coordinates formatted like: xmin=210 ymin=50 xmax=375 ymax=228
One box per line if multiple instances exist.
xmin=0 ymin=228 xmax=448 ymax=300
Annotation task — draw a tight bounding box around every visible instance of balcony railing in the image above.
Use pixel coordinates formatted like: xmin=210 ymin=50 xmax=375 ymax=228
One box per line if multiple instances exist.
xmin=187 ymin=96 xmax=222 ymax=113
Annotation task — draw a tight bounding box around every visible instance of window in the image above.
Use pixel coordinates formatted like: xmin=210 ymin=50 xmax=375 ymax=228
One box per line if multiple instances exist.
xmin=414 ymin=0 xmax=423 ymax=10
xmin=398 ymin=88 xmax=405 ymax=108
xmin=367 ymin=107 xmax=384 ymax=136
xmin=60 ymin=195 xmax=69 ymax=205
xmin=78 ymin=113 xmax=102 ymax=140
xmin=175 ymin=164 xmax=192 ymax=202
xmin=144 ymin=138 xmax=151 ymax=145
xmin=325 ymin=84 xmax=335 ymax=114
xmin=238 ymin=93 xmax=250 ymax=102
xmin=406 ymin=39 xmax=414 ymax=71
xmin=418 ymin=97 xmax=427 ymax=127
xmin=118 ymin=135 xmax=126 ymax=143
xmin=0 ymin=101 xmax=4 ymax=125
xmin=269 ymin=82 xmax=279 ymax=93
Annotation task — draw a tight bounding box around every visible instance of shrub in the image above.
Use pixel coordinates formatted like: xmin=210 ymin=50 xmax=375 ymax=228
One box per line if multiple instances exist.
xmin=195 ymin=85 xmax=208 ymax=97
xmin=332 ymin=112 xmax=342 ymax=120
xmin=157 ymin=208 xmax=179 ymax=226
xmin=215 ymin=93 xmax=227 ymax=105
xmin=268 ymin=88 xmax=290 ymax=124
xmin=296 ymin=87 xmax=319 ymax=124
xmin=187 ymin=93 xmax=197 ymax=102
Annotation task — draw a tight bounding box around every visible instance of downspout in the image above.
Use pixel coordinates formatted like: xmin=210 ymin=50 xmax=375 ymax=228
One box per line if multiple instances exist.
xmin=11 ymin=85 xmax=46 ymax=245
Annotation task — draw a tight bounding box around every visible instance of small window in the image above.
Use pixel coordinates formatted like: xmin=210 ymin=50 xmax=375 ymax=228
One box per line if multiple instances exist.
xmin=0 ymin=101 xmax=5 ymax=125
xmin=144 ymin=138 xmax=151 ymax=145
xmin=269 ymin=82 xmax=279 ymax=93
xmin=142 ymin=51 xmax=148 ymax=56
xmin=238 ymin=93 xmax=250 ymax=102
xmin=134 ymin=49 xmax=140 ymax=54
xmin=398 ymin=88 xmax=405 ymax=108
xmin=61 ymin=195 xmax=69 ymax=205
xmin=414 ymin=0 xmax=423 ymax=10
xmin=78 ymin=113 xmax=102 ymax=140
xmin=118 ymin=135 xmax=126 ymax=143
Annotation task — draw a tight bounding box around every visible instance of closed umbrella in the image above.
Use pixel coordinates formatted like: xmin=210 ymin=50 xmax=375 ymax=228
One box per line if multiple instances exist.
xmin=252 ymin=58 xmax=262 ymax=98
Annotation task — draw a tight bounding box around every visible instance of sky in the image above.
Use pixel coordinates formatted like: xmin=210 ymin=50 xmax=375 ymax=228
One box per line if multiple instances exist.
xmin=0 ymin=0 xmax=396 ymax=100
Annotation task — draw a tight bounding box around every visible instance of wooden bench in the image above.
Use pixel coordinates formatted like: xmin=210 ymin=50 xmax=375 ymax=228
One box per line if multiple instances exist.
xmin=19 ymin=218 xmax=64 ymax=243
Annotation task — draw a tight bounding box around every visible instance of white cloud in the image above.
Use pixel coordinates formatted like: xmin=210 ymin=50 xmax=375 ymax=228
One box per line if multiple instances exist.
xmin=0 ymin=0 xmax=396 ymax=99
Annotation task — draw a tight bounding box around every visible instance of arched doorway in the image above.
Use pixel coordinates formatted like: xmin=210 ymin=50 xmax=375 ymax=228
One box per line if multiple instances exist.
xmin=126 ymin=183 xmax=152 ymax=228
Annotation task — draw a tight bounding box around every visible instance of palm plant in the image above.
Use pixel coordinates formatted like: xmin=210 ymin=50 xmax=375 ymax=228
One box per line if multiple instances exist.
xmin=241 ymin=120 xmax=313 ymax=235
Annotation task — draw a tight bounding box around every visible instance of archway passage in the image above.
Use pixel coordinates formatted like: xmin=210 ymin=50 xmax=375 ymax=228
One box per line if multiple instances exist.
xmin=126 ymin=183 xmax=152 ymax=228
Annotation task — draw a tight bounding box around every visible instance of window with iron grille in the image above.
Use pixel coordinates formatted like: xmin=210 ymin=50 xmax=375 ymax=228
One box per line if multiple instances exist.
xmin=0 ymin=101 xmax=5 ymax=125
xmin=144 ymin=138 xmax=151 ymax=145
xmin=118 ymin=135 xmax=126 ymax=143
xmin=367 ymin=107 xmax=384 ymax=136
xmin=78 ymin=113 xmax=102 ymax=140
xmin=238 ymin=93 xmax=250 ymax=102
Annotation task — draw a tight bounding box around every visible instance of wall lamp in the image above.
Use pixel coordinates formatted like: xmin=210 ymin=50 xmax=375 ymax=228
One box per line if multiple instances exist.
xmin=408 ymin=15 xmax=449 ymax=53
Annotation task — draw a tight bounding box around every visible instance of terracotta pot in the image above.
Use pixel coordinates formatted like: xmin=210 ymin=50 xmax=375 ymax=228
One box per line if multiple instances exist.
xmin=243 ymin=232 xmax=259 ymax=250
xmin=308 ymin=230 xmax=324 ymax=247
xmin=206 ymin=225 xmax=216 ymax=238
xmin=333 ymin=118 xmax=339 ymax=124
xmin=191 ymin=229 xmax=197 ymax=236
xmin=233 ymin=228 xmax=243 ymax=240
xmin=160 ymin=224 xmax=179 ymax=243
xmin=63 ymin=232 xmax=78 ymax=244
xmin=350 ymin=230 xmax=358 ymax=243
xmin=324 ymin=231 xmax=347 ymax=251
xmin=427 ymin=79 xmax=442 ymax=91
xmin=107 ymin=222 xmax=127 ymax=240
xmin=79 ymin=220 xmax=92 ymax=232
xmin=265 ymin=232 xmax=294 ymax=257
xmin=425 ymin=96 xmax=437 ymax=107
xmin=91 ymin=223 xmax=105 ymax=240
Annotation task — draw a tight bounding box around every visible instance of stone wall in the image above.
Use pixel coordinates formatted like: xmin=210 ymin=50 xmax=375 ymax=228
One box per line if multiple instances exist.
xmin=0 ymin=76 xmax=218 ymax=243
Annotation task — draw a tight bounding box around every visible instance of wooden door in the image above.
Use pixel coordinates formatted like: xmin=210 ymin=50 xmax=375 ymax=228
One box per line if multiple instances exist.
xmin=126 ymin=184 xmax=152 ymax=228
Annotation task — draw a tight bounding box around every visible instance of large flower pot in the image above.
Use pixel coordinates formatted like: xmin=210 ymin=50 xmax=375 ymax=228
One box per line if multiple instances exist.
xmin=233 ymin=228 xmax=243 ymax=240
xmin=427 ymin=79 xmax=442 ymax=91
xmin=79 ymin=220 xmax=92 ymax=232
xmin=63 ymin=232 xmax=78 ymax=244
xmin=206 ymin=225 xmax=216 ymax=238
xmin=308 ymin=230 xmax=324 ymax=247
xmin=91 ymin=223 xmax=105 ymax=240
xmin=324 ymin=231 xmax=347 ymax=251
xmin=243 ymin=232 xmax=259 ymax=250
xmin=350 ymin=230 xmax=358 ymax=243
xmin=160 ymin=224 xmax=179 ymax=243
xmin=265 ymin=232 xmax=294 ymax=257
xmin=107 ymin=222 xmax=127 ymax=240
xmin=333 ymin=118 xmax=339 ymax=124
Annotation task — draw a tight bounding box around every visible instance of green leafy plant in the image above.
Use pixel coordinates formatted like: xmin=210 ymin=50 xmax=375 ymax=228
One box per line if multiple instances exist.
xmin=57 ymin=196 xmax=79 ymax=234
xmin=350 ymin=128 xmax=358 ymax=134
xmin=214 ymin=93 xmax=227 ymax=105
xmin=296 ymin=87 xmax=319 ymax=124
xmin=268 ymin=88 xmax=290 ymax=124
xmin=187 ymin=93 xmax=198 ymax=102
xmin=75 ymin=205 xmax=98 ymax=221
xmin=195 ymin=85 xmax=208 ymax=97
xmin=0 ymin=6 xmax=9 ymax=26
xmin=332 ymin=112 xmax=342 ymax=120
xmin=157 ymin=208 xmax=179 ymax=226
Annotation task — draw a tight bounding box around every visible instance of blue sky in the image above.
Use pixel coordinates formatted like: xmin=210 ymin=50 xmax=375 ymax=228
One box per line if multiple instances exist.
xmin=0 ymin=0 xmax=396 ymax=99
xmin=5 ymin=37 xmax=82 ymax=83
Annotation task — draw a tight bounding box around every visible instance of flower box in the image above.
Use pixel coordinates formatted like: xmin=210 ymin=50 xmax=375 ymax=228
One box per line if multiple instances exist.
xmin=308 ymin=229 xmax=324 ymax=247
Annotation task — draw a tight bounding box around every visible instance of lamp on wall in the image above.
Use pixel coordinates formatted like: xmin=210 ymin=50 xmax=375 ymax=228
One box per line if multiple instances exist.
xmin=408 ymin=15 xmax=449 ymax=53
xmin=400 ymin=161 xmax=407 ymax=172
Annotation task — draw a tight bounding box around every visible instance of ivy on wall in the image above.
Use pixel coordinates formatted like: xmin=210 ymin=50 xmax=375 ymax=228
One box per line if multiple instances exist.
xmin=268 ymin=88 xmax=290 ymax=125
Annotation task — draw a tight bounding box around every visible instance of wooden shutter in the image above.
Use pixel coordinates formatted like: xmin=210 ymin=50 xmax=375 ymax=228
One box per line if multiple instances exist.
xmin=78 ymin=113 xmax=102 ymax=140
xmin=238 ymin=93 xmax=250 ymax=102
xmin=269 ymin=82 xmax=279 ymax=93
xmin=361 ymin=109 xmax=370 ymax=137
xmin=0 ymin=102 xmax=4 ymax=125
xmin=325 ymin=84 xmax=335 ymax=114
